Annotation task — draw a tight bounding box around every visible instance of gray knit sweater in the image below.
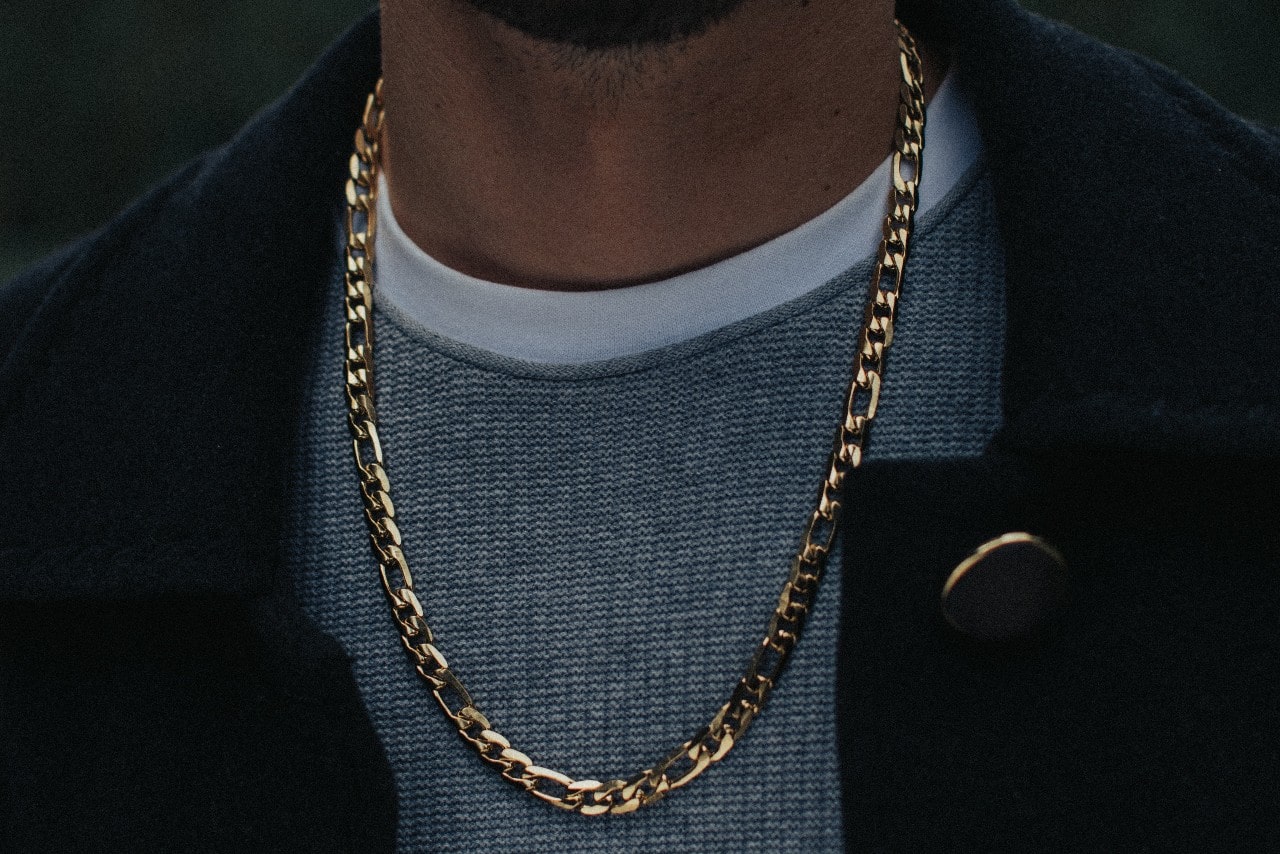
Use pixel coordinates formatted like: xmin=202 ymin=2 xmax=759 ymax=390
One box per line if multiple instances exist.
xmin=284 ymin=162 xmax=1004 ymax=852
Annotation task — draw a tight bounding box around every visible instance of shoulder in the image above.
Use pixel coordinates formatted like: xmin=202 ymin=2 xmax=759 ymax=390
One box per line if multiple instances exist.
xmin=0 ymin=154 xmax=212 ymax=377
xmin=0 ymin=12 xmax=380 ymax=601
xmin=929 ymin=0 xmax=1280 ymax=203
xmin=0 ymin=9 xmax=381 ymax=392
xmin=910 ymin=0 xmax=1280 ymax=452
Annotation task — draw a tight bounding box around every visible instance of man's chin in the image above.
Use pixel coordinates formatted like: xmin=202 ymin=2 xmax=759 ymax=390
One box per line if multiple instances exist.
xmin=460 ymin=0 xmax=750 ymax=49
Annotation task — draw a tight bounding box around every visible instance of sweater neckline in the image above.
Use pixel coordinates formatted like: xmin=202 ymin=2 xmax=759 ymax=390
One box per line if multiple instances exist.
xmin=372 ymin=69 xmax=980 ymax=367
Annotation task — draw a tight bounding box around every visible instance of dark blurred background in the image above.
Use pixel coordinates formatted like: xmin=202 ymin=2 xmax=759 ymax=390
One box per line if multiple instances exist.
xmin=2 ymin=0 xmax=1278 ymax=281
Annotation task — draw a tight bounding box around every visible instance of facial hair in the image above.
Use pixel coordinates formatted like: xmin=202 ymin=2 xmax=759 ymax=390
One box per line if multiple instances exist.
xmin=460 ymin=0 xmax=752 ymax=49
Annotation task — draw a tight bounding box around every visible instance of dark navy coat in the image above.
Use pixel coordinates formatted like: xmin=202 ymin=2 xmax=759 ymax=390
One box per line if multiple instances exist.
xmin=2 ymin=0 xmax=1278 ymax=849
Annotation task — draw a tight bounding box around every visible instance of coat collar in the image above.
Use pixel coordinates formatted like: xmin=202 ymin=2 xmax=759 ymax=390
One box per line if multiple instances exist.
xmin=2 ymin=1 xmax=1277 ymax=600
xmin=909 ymin=0 xmax=1280 ymax=456
xmin=0 ymin=15 xmax=380 ymax=600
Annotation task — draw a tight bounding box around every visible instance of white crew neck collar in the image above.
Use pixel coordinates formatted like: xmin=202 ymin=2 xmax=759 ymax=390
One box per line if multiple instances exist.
xmin=372 ymin=69 xmax=981 ymax=365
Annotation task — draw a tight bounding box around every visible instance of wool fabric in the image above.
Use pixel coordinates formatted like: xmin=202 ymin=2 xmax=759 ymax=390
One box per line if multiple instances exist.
xmin=285 ymin=163 xmax=1005 ymax=851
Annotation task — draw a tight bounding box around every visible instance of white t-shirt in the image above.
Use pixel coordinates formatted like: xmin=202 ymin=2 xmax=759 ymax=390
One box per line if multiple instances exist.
xmin=373 ymin=68 xmax=982 ymax=364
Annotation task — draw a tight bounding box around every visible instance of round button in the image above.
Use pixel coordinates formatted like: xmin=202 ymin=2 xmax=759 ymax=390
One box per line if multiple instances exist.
xmin=941 ymin=532 xmax=1068 ymax=642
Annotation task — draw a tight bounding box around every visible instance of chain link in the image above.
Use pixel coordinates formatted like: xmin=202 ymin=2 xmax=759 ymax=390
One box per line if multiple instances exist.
xmin=343 ymin=22 xmax=926 ymax=814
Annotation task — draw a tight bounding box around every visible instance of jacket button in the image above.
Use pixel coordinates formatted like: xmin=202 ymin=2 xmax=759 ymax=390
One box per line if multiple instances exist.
xmin=941 ymin=532 xmax=1068 ymax=642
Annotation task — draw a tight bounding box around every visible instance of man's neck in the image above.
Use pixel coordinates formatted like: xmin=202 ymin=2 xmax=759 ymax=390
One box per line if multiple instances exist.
xmin=380 ymin=0 xmax=939 ymax=291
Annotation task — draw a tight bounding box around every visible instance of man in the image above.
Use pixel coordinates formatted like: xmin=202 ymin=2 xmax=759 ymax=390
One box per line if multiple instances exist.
xmin=1 ymin=0 xmax=1277 ymax=850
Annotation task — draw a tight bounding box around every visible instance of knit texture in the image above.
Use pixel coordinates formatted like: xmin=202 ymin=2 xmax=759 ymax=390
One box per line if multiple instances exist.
xmin=284 ymin=164 xmax=1004 ymax=852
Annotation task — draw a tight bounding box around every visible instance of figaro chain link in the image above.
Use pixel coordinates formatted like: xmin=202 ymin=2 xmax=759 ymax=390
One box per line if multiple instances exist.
xmin=342 ymin=21 xmax=926 ymax=815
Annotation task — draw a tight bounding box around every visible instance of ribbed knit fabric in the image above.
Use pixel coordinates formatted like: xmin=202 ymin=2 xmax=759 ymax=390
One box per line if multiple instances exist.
xmin=284 ymin=163 xmax=1004 ymax=852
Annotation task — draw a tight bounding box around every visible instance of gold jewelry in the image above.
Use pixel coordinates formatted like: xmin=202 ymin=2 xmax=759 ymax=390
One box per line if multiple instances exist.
xmin=342 ymin=21 xmax=926 ymax=815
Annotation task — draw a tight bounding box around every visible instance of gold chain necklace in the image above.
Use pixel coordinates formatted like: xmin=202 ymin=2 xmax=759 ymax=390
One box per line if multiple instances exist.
xmin=342 ymin=21 xmax=925 ymax=815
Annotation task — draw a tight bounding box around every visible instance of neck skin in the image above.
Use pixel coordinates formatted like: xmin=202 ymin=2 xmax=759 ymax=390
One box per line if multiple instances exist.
xmin=379 ymin=0 xmax=943 ymax=291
